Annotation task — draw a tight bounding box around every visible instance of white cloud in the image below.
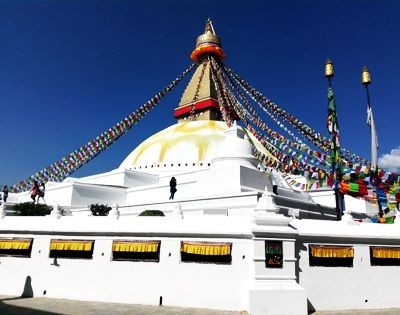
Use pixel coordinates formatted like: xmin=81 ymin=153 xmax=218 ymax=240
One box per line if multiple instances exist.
xmin=378 ymin=147 xmax=400 ymax=172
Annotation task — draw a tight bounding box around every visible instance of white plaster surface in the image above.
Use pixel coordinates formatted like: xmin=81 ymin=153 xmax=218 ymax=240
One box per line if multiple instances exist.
xmin=5 ymin=119 xmax=399 ymax=314
xmin=293 ymin=219 xmax=400 ymax=311
xmin=0 ymin=216 xmax=253 ymax=311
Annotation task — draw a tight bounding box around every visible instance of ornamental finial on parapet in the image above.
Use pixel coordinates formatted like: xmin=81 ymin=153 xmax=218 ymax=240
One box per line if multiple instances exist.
xmin=50 ymin=203 xmax=62 ymax=219
xmin=0 ymin=201 xmax=5 ymax=218
xmin=109 ymin=203 xmax=120 ymax=219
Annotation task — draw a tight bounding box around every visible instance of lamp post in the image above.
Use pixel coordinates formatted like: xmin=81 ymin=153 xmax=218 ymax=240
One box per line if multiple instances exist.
xmin=361 ymin=66 xmax=371 ymax=103
xmin=325 ymin=58 xmax=334 ymax=87
xmin=325 ymin=58 xmax=342 ymax=219
xmin=325 ymin=58 xmax=336 ymax=182
xmin=362 ymin=66 xmax=378 ymax=170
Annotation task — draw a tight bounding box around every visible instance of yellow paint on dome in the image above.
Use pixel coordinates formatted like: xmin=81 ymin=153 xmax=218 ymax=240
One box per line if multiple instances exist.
xmin=119 ymin=120 xmax=277 ymax=169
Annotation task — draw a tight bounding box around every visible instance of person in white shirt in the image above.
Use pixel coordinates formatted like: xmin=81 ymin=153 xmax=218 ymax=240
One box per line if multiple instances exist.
xmin=37 ymin=182 xmax=46 ymax=204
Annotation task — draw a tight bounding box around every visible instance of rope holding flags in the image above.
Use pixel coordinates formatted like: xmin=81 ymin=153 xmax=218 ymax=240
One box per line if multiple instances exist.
xmin=218 ymin=60 xmax=400 ymax=209
xmin=11 ymin=63 xmax=195 ymax=193
xmin=8 ymin=51 xmax=400 ymax=214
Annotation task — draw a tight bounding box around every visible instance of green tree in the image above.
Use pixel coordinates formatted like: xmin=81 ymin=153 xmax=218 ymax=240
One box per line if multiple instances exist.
xmin=90 ymin=203 xmax=111 ymax=216
xmin=13 ymin=202 xmax=52 ymax=216
xmin=138 ymin=210 xmax=165 ymax=216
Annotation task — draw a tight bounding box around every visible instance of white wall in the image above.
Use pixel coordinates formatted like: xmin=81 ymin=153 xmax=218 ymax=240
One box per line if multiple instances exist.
xmin=308 ymin=189 xmax=336 ymax=208
xmin=299 ymin=241 xmax=400 ymax=311
xmin=71 ymin=169 xmax=159 ymax=187
xmin=71 ymin=184 xmax=126 ymax=207
xmin=294 ymin=219 xmax=400 ymax=312
xmin=5 ymin=203 xmax=400 ymax=313
xmin=308 ymin=190 xmax=379 ymax=217
xmin=15 ymin=237 xmax=251 ymax=310
xmin=0 ymin=216 xmax=253 ymax=311
xmin=39 ymin=184 xmax=74 ymax=206
xmin=122 ymin=191 xmax=259 ymax=217
xmin=249 ymin=215 xmax=307 ymax=315
xmin=343 ymin=194 xmax=379 ymax=216
xmin=17 ymin=182 xmax=125 ymax=208
xmin=239 ymin=166 xmax=270 ymax=192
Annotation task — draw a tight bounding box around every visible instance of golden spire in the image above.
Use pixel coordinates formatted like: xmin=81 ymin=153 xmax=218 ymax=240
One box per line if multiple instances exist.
xmin=196 ymin=18 xmax=221 ymax=47
xmin=175 ymin=20 xmax=226 ymax=121
xmin=191 ymin=19 xmax=225 ymax=62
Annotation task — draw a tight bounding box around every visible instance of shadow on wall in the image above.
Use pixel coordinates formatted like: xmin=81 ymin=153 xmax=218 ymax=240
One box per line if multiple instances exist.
xmin=0 ymin=276 xmax=56 ymax=315
xmin=307 ymin=299 xmax=316 ymax=314
xmin=296 ymin=243 xmax=317 ymax=314
xmin=295 ymin=242 xmax=305 ymax=283
xmin=51 ymin=257 xmax=60 ymax=267
xmin=21 ymin=275 xmax=33 ymax=298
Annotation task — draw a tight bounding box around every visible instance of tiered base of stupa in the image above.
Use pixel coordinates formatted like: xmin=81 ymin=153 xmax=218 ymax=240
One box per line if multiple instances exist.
xmin=1 ymin=124 xmax=398 ymax=314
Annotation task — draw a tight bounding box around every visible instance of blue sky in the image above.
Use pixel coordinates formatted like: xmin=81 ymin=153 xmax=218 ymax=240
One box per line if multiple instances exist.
xmin=1 ymin=0 xmax=399 ymax=186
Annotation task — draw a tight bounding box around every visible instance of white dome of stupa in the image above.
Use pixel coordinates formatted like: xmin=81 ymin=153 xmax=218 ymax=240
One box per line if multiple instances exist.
xmin=119 ymin=120 xmax=226 ymax=171
xmin=119 ymin=120 xmax=277 ymax=173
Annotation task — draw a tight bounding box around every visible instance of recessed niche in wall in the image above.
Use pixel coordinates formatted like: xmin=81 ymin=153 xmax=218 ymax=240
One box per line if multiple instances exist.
xmin=49 ymin=239 xmax=94 ymax=259
xmin=309 ymin=244 xmax=354 ymax=267
xmin=0 ymin=238 xmax=33 ymax=258
xmin=265 ymin=240 xmax=283 ymax=268
xmin=112 ymin=240 xmax=160 ymax=262
xmin=370 ymin=246 xmax=400 ymax=266
xmin=180 ymin=241 xmax=232 ymax=264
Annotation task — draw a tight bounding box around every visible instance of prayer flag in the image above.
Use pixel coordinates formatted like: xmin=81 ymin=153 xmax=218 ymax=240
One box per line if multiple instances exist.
xmin=327 ymin=87 xmax=341 ymax=171
xmin=367 ymin=106 xmax=378 ymax=169
xmin=327 ymin=88 xmax=340 ymax=149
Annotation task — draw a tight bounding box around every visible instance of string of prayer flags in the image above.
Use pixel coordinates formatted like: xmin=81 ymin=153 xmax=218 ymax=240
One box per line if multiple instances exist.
xmin=11 ymin=63 xmax=195 ymax=192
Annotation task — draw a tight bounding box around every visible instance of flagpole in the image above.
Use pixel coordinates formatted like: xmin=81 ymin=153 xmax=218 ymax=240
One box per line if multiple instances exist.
xmin=362 ymin=66 xmax=378 ymax=170
xmin=325 ymin=58 xmax=342 ymax=220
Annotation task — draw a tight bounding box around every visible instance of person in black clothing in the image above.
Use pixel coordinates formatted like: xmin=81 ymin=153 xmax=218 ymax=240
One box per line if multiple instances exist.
xmin=169 ymin=177 xmax=177 ymax=200
xmin=2 ymin=185 xmax=9 ymax=203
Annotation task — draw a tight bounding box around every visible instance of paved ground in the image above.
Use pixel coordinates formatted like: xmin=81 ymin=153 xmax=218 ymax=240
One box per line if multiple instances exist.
xmin=314 ymin=311 xmax=400 ymax=315
xmin=0 ymin=296 xmax=243 ymax=315
xmin=0 ymin=296 xmax=399 ymax=315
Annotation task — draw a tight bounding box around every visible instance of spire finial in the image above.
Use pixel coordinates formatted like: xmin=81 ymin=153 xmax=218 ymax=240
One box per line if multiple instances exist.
xmin=205 ymin=18 xmax=216 ymax=35
xmin=190 ymin=19 xmax=225 ymax=62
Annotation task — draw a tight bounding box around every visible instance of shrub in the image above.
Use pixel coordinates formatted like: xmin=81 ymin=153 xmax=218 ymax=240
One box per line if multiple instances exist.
xmin=138 ymin=210 xmax=165 ymax=216
xmin=90 ymin=203 xmax=111 ymax=216
xmin=13 ymin=202 xmax=52 ymax=216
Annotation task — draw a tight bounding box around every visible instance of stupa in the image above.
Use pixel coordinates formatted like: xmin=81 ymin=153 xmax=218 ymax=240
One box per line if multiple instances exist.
xmin=1 ymin=20 xmax=400 ymax=315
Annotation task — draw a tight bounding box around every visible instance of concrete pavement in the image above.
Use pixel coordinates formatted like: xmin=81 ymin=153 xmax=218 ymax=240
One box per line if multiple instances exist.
xmin=0 ymin=296 xmax=243 ymax=315
xmin=314 ymin=311 xmax=400 ymax=315
xmin=0 ymin=296 xmax=399 ymax=314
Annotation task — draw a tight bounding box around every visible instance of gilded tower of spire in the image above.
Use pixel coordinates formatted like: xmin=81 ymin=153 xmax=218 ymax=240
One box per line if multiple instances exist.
xmin=174 ymin=19 xmax=226 ymax=122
